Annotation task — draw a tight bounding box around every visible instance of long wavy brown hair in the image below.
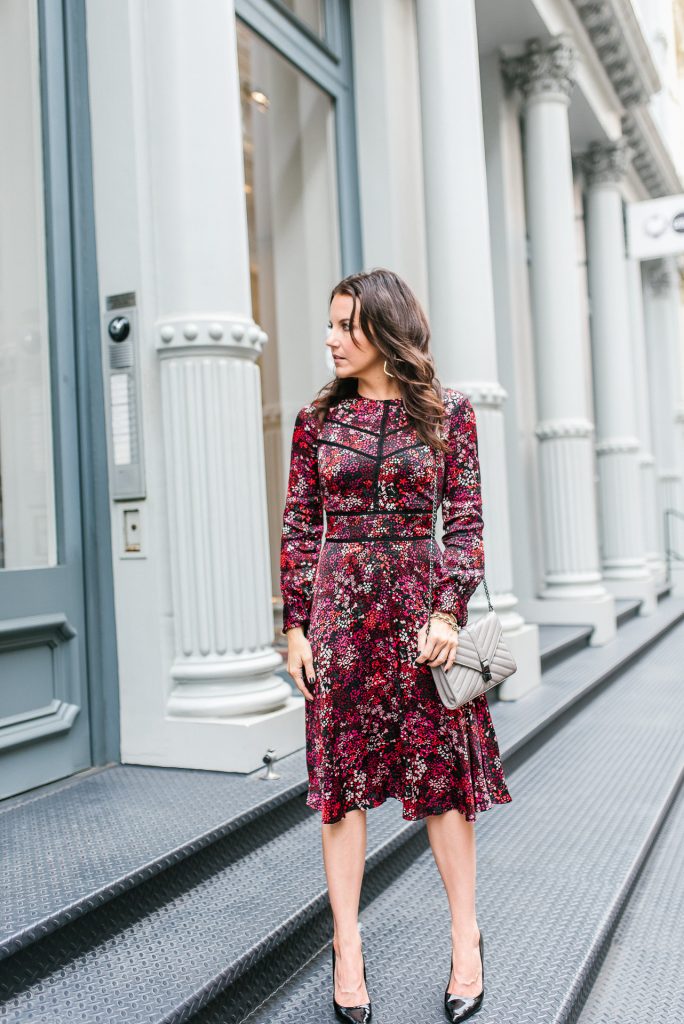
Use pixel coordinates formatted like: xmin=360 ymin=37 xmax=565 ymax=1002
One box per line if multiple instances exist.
xmin=311 ymin=268 xmax=449 ymax=452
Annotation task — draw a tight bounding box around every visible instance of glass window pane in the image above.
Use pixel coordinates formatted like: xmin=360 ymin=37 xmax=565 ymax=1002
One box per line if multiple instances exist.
xmin=236 ymin=18 xmax=342 ymax=603
xmin=0 ymin=0 xmax=56 ymax=570
xmin=277 ymin=0 xmax=325 ymax=39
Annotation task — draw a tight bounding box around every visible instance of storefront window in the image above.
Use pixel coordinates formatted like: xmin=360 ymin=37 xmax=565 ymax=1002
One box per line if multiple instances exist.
xmin=236 ymin=17 xmax=342 ymax=599
xmin=0 ymin=0 xmax=56 ymax=569
xmin=277 ymin=0 xmax=326 ymax=38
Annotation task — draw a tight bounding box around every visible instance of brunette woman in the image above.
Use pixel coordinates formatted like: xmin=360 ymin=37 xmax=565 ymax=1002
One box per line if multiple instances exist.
xmin=280 ymin=268 xmax=512 ymax=1022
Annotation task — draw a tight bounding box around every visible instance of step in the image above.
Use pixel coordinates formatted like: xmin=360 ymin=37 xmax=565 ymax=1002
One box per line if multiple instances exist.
xmin=2 ymin=595 xmax=683 ymax=967
xmin=537 ymin=623 xmax=593 ymax=671
xmin=614 ymin=596 xmax=642 ymax=626
xmin=492 ymin=594 xmax=684 ymax=762
xmin=2 ymin=611 xmax=684 ymax=1024
xmin=0 ymin=754 xmax=308 ymax=960
xmin=576 ymin=779 xmax=684 ymax=1023
xmin=239 ymin=609 xmax=684 ymax=1024
xmin=0 ymin=781 xmax=422 ymax=1023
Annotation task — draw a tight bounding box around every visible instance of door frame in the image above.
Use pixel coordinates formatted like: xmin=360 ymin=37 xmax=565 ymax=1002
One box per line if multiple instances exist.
xmin=40 ymin=0 xmax=120 ymax=767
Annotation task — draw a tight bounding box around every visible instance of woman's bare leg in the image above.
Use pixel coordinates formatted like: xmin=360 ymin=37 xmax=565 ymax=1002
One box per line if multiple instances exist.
xmin=322 ymin=808 xmax=370 ymax=1003
xmin=426 ymin=809 xmax=482 ymax=996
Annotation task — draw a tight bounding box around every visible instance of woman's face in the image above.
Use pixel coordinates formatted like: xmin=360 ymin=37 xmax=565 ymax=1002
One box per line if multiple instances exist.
xmin=326 ymin=293 xmax=382 ymax=380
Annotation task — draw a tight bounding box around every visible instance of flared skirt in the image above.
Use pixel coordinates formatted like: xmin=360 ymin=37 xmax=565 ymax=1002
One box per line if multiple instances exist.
xmin=305 ymin=538 xmax=513 ymax=824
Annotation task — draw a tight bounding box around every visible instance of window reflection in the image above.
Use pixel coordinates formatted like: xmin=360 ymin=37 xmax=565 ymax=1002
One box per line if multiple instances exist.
xmin=278 ymin=0 xmax=326 ymax=39
xmin=236 ymin=17 xmax=341 ymax=607
xmin=0 ymin=1 xmax=56 ymax=570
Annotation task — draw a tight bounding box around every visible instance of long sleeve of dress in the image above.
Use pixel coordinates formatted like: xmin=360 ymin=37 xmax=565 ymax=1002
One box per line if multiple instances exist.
xmin=431 ymin=393 xmax=485 ymax=627
xmin=279 ymin=404 xmax=324 ymax=636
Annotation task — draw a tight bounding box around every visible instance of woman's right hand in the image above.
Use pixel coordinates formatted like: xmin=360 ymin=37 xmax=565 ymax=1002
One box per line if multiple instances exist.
xmin=285 ymin=627 xmax=316 ymax=701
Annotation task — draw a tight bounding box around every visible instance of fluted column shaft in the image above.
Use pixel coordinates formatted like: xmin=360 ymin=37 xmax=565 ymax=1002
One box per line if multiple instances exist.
xmin=626 ymin=258 xmax=666 ymax=581
xmin=502 ymin=37 xmax=607 ymax=602
xmin=415 ymin=0 xmax=543 ymax=696
xmin=415 ymin=0 xmax=519 ymax=629
xmin=643 ymin=258 xmax=684 ymax=582
xmin=578 ymin=140 xmax=651 ymax=595
xmin=141 ymin=0 xmax=288 ymax=717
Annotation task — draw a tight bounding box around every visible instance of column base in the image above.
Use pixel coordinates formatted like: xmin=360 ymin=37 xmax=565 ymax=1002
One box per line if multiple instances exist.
xmin=496 ymin=623 xmax=542 ymax=701
xmin=646 ymin=555 xmax=668 ymax=588
xmin=602 ymin=575 xmax=658 ymax=615
xmin=168 ymin=650 xmax=290 ymax=717
xmin=517 ymin=593 xmax=617 ymax=645
xmin=124 ymin=695 xmax=306 ymax=774
xmin=469 ymin=592 xmax=526 ymax=633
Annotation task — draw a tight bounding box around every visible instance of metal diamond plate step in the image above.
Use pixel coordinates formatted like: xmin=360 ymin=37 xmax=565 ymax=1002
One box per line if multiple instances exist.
xmin=2 ymin=597 xmax=683 ymax=966
xmin=492 ymin=595 xmax=684 ymax=762
xmin=0 ymin=757 xmax=310 ymax=960
xmin=537 ymin=623 xmax=593 ymax=670
xmin=0 ymin=783 xmax=422 ymax=1023
xmin=3 ymin=611 xmax=684 ymax=1023
xmin=613 ymin=597 xmax=642 ymax=626
xmin=236 ymin=615 xmax=684 ymax=1024
xmin=576 ymin=780 xmax=684 ymax=1023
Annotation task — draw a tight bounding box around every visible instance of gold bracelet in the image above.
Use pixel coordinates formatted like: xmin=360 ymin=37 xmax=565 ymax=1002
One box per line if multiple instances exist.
xmin=430 ymin=611 xmax=460 ymax=632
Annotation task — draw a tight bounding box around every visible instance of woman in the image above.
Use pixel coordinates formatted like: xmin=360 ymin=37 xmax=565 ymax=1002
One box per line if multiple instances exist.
xmin=280 ymin=268 xmax=512 ymax=1023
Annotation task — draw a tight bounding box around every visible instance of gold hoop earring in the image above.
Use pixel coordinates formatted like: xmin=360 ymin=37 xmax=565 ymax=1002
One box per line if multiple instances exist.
xmin=383 ymin=359 xmax=395 ymax=378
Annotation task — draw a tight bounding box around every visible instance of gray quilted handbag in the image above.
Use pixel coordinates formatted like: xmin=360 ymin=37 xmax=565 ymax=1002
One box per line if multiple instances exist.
xmin=425 ymin=447 xmax=517 ymax=710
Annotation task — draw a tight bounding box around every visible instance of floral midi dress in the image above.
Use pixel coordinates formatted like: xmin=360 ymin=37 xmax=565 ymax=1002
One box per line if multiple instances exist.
xmin=279 ymin=386 xmax=512 ymax=824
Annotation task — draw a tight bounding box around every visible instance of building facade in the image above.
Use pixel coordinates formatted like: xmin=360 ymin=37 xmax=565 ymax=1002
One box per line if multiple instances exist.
xmin=2 ymin=0 xmax=684 ymax=799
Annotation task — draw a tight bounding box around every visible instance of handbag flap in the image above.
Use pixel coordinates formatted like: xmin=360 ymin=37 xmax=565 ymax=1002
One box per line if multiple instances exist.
xmin=454 ymin=609 xmax=502 ymax=669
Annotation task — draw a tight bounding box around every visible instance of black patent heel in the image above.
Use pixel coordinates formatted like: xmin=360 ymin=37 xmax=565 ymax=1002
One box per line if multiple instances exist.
xmin=332 ymin=944 xmax=372 ymax=1023
xmin=444 ymin=931 xmax=484 ymax=1022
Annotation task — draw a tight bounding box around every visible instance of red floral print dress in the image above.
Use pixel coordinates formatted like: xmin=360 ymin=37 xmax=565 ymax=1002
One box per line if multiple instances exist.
xmin=280 ymin=387 xmax=512 ymax=824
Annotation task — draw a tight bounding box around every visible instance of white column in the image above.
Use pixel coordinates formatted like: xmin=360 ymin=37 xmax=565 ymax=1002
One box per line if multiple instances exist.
xmin=415 ymin=0 xmax=541 ymax=698
xmin=643 ymin=258 xmax=684 ymax=594
xmin=138 ymin=0 xmax=298 ymax=766
xmin=579 ymin=140 xmax=655 ymax=612
xmin=502 ymin=35 xmax=615 ymax=643
xmin=626 ymin=257 xmax=667 ymax=584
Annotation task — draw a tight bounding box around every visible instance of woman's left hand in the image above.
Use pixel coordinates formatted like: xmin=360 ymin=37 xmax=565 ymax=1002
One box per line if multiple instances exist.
xmin=415 ymin=616 xmax=459 ymax=671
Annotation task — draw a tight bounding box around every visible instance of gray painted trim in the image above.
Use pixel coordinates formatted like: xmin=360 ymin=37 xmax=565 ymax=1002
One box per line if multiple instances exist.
xmin=39 ymin=0 xmax=121 ymax=764
xmin=0 ymin=614 xmax=80 ymax=751
xmin=329 ymin=0 xmax=362 ymax=275
xmin=62 ymin=0 xmax=121 ymax=764
xmin=0 ymin=703 xmax=80 ymax=752
xmin=235 ymin=0 xmax=363 ymax=274
xmin=0 ymin=612 xmax=76 ymax=648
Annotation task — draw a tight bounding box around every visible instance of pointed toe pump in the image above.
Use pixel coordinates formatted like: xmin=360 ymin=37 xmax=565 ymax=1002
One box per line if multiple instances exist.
xmin=332 ymin=944 xmax=372 ymax=1023
xmin=443 ymin=931 xmax=484 ymax=1023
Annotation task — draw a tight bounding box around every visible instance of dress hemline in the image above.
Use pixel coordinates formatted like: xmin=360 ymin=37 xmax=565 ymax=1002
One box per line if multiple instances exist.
xmin=306 ymin=787 xmax=513 ymax=825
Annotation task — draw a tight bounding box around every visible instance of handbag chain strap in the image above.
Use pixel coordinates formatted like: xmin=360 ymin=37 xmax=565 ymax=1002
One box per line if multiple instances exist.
xmin=426 ymin=444 xmax=492 ymax=640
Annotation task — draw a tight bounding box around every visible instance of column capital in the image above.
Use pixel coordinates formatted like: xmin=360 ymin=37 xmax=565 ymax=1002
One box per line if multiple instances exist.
xmin=577 ymin=138 xmax=632 ymax=187
xmin=501 ymin=34 xmax=577 ymax=103
xmin=154 ymin=315 xmax=267 ymax=359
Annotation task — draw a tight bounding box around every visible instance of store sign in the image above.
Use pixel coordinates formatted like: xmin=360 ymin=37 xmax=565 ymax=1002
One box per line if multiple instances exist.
xmin=626 ymin=194 xmax=684 ymax=259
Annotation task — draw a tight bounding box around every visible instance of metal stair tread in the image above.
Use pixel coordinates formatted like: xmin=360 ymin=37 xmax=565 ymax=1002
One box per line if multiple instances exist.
xmin=0 ymin=783 xmax=416 ymax=1023
xmin=242 ymin=616 xmax=684 ymax=1024
xmin=2 ymin=615 xmax=684 ymax=1023
xmin=576 ymin=779 xmax=684 ymax=1023
xmin=0 ymin=757 xmax=307 ymax=959
xmin=491 ymin=596 xmax=684 ymax=757
xmin=2 ymin=597 xmax=683 ymax=962
xmin=614 ymin=597 xmax=642 ymax=624
xmin=537 ymin=622 xmax=593 ymax=663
